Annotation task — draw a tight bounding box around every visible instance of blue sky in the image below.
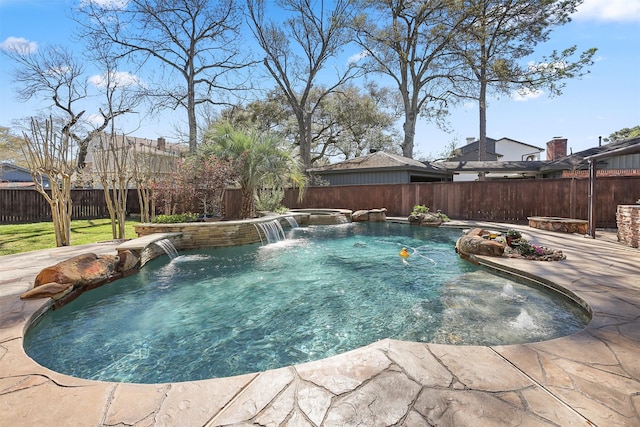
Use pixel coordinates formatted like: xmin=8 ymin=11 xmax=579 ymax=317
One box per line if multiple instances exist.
xmin=1 ymin=0 xmax=639 ymax=159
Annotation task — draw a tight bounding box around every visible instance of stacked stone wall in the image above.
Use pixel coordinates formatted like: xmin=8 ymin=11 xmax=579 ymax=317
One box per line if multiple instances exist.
xmin=135 ymin=221 xmax=263 ymax=251
xmin=133 ymin=213 xmax=312 ymax=253
xmin=617 ymin=205 xmax=640 ymax=248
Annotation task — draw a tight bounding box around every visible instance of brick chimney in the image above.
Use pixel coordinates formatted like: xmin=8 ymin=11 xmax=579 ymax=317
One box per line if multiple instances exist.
xmin=157 ymin=137 xmax=166 ymax=151
xmin=546 ymin=137 xmax=567 ymax=160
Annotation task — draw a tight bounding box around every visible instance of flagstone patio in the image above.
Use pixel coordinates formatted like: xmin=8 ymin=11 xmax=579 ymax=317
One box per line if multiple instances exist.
xmin=1 ymin=222 xmax=639 ymax=426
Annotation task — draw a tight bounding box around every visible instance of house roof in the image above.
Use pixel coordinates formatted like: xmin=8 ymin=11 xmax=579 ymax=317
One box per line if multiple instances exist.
xmin=0 ymin=162 xmax=32 ymax=175
xmin=455 ymin=137 xmax=545 ymax=154
xmin=494 ymin=137 xmax=545 ymax=151
xmin=0 ymin=181 xmax=35 ymax=188
xmin=307 ymin=151 xmax=450 ymax=175
xmin=308 ymin=139 xmax=640 ymax=178
xmin=435 ymin=137 xmax=640 ymax=175
xmin=542 ymin=137 xmax=640 ymax=171
xmin=85 ymin=134 xmax=187 ymax=163
xmin=584 ymin=137 xmax=640 ymax=160
xmin=436 ymin=160 xmax=546 ymax=172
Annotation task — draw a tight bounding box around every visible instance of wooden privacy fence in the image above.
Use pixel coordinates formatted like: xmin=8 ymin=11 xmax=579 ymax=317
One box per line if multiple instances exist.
xmin=0 ymin=189 xmax=140 ymax=223
xmin=1 ymin=177 xmax=638 ymax=227
xmin=281 ymin=177 xmax=640 ymax=228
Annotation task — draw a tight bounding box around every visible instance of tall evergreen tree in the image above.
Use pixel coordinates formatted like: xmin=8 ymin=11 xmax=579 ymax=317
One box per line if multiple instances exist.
xmin=450 ymin=0 xmax=596 ymax=168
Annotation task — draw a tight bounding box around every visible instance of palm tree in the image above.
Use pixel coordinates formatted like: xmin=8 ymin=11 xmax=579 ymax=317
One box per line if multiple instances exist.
xmin=203 ymin=122 xmax=306 ymax=219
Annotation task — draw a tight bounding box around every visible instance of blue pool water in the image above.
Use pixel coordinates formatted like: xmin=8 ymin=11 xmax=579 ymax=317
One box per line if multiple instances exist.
xmin=24 ymin=222 xmax=589 ymax=383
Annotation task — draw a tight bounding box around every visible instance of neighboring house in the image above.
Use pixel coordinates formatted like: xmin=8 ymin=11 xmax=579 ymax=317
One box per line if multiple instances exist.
xmin=83 ymin=135 xmax=187 ymax=188
xmin=445 ymin=137 xmax=545 ymax=181
xmin=541 ymin=136 xmax=640 ymax=178
xmin=307 ymin=150 xmax=453 ymax=185
xmin=435 ymin=159 xmax=547 ymax=180
xmin=435 ymin=136 xmax=640 ymax=180
xmin=449 ymin=137 xmax=545 ymax=162
xmin=0 ymin=162 xmax=50 ymax=188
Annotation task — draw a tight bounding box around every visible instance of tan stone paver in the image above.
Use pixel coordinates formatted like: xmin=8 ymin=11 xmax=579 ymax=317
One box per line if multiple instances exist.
xmin=1 ymin=223 xmax=639 ymax=426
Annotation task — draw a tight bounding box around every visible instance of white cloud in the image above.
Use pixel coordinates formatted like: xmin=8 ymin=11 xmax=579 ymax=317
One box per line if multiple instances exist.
xmin=0 ymin=36 xmax=37 ymax=54
xmin=88 ymin=71 xmax=142 ymax=88
xmin=85 ymin=114 xmax=104 ymax=127
xmin=528 ymin=60 xmax=567 ymax=74
xmin=348 ymin=50 xmax=369 ymax=64
xmin=574 ymin=0 xmax=640 ymax=23
xmin=47 ymin=66 xmax=72 ymax=78
xmin=512 ymin=88 xmax=544 ymax=102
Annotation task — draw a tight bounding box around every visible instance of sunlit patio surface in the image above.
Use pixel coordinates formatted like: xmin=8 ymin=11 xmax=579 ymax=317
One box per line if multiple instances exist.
xmin=1 ymin=221 xmax=639 ymax=426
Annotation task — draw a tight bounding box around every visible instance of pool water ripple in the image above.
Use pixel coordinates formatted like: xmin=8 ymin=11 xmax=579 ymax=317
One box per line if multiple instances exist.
xmin=24 ymin=222 xmax=589 ymax=383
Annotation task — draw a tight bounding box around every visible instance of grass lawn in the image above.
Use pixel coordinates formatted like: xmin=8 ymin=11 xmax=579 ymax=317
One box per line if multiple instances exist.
xmin=0 ymin=218 xmax=141 ymax=256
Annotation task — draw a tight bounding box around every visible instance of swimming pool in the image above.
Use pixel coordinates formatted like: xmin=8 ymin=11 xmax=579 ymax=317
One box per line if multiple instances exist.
xmin=24 ymin=222 xmax=589 ymax=383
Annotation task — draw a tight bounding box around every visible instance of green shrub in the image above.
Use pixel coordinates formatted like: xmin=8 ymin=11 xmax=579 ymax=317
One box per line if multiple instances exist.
xmin=435 ymin=211 xmax=450 ymax=222
xmin=512 ymin=239 xmax=535 ymax=256
xmin=410 ymin=205 xmax=450 ymax=222
xmin=152 ymin=213 xmax=199 ymax=223
xmin=411 ymin=204 xmax=430 ymax=215
xmin=256 ymin=187 xmax=286 ymax=213
xmin=506 ymin=229 xmax=522 ymax=238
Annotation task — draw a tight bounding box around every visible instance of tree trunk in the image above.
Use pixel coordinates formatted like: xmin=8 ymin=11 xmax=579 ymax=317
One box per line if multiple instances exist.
xmin=298 ymin=110 xmax=312 ymax=169
xmin=49 ymin=178 xmax=72 ymax=246
xmin=22 ymin=118 xmax=74 ymax=246
xmin=137 ymin=185 xmax=151 ymax=223
xmin=478 ymin=57 xmax=488 ymax=181
xmin=402 ymin=110 xmax=416 ymax=158
xmin=241 ymin=185 xmax=255 ymax=219
xmin=188 ymin=74 xmax=198 ymax=153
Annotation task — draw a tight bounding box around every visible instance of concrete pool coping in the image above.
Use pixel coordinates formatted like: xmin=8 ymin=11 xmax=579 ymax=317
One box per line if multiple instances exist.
xmin=1 ymin=221 xmax=639 ymax=426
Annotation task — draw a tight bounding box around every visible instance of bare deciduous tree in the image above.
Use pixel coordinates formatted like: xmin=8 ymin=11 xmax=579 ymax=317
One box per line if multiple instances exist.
xmin=316 ymin=84 xmax=402 ymax=160
xmin=352 ymin=0 xmax=471 ymax=159
xmin=247 ymin=0 xmax=360 ymax=168
xmin=133 ymin=143 xmax=180 ymax=223
xmin=215 ymin=84 xmax=401 ymax=163
xmin=93 ymin=133 xmax=135 ymax=239
xmin=21 ymin=118 xmax=74 ymax=246
xmin=78 ymin=0 xmax=250 ymax=153
xmin=87 ymin=41 xmax=146 ymax=237
xmin=2 ymin=43 xmax=133 ymax=171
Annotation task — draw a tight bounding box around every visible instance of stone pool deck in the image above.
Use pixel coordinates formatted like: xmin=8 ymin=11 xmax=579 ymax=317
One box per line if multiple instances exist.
xmin=1 ymin=222 xmax=639 ymax=426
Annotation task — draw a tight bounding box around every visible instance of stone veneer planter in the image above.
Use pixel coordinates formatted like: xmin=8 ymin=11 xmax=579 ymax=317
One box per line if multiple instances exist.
xmin=287 ymin=208 xmax=352 ymax=225
xmin=133 ymin=213 xmax=311 ymax=257
xmin=527 ymin=216 xmax=588 ymax=235
xmin=616 ymin=205 xmax=640 ymax=248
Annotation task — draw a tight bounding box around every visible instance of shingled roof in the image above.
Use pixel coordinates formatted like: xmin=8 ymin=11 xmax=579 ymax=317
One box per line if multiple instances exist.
xmin=307 ymin=151 xmax=448 ymax=174
xmin=436 ymin=160 xmax=546 ymax=172
xmin=541 ymin=137 xmax=640 ymax=171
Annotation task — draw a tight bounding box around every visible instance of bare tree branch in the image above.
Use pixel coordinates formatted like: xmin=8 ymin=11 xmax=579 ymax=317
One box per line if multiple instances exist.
xmin=77 ymin=0 xmax=254 ymax=153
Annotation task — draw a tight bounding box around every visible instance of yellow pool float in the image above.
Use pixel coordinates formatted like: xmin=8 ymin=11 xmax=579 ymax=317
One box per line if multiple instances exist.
xmin=399 ymin=247 xmax=410 ymax=258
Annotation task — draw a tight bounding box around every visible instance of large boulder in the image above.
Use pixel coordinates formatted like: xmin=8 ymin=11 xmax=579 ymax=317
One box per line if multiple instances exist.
xmin=20 ymin=282 xmax=74 ymax=300
xmin=408 ymin=212 xmax=443 ymax=227
xmin=33 ymin=253 xmax=116 ymax=288
xmin=455 ymin=228 xmax=505 ymax=262
xmin=21 ymin=253 xmax=121 ymax=300
xmin=352 ymin=208 xmax=387 ymax=222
